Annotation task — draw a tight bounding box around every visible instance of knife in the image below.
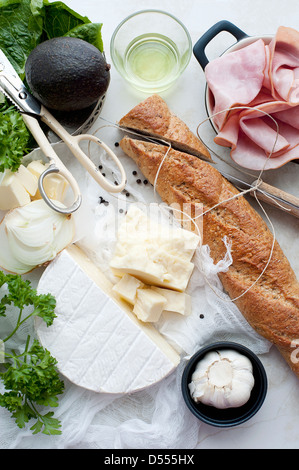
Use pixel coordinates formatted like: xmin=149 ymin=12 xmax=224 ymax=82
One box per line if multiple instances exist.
xmin=221 ymin=171 xmax=299 ymax=219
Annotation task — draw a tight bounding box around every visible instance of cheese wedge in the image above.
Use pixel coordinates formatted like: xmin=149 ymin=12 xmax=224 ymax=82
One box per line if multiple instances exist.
xmin=110 ymin=245 xmax=194 ymax=292
xmin=151 ymin=286 xmax=192 ymax=316
xmin=112 ymin=273 xmax=144 ymax=304
xmin=133 ymin=287 xmax=167 ymax=322
xmin=115 ymin=205 xmax=200 ymax=261
xmin=36 ymin=244 xmax=180 ymax=394
xmin=110 ymin=205 xmax=199 ymax=291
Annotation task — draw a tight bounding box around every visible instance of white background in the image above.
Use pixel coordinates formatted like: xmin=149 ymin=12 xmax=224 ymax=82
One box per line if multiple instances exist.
xmin=2 ymin=0 xmax=299 ymax=449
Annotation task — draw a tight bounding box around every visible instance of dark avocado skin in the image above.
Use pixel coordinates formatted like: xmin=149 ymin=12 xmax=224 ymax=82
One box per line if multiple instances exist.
xmin=25 ymin=37 xmax=110 ymax=112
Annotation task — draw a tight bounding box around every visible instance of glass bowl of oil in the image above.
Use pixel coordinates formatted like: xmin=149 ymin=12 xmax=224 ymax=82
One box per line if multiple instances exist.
xmin=110 ymin=9 xmax=192 ymax=93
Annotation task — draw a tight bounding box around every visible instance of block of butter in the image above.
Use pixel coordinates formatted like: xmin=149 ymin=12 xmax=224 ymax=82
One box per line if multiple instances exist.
xmin=27 ymin=160 xmax=69 ymax=202
xmin=0 ymin=170 xmax=31 ymax=210
xmin=15 ymin=165 xmax=38 ymax=197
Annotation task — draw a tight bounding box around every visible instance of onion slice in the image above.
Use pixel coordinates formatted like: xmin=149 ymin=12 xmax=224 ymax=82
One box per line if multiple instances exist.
xmin=0 ymin=199 xmax=75 ymax=274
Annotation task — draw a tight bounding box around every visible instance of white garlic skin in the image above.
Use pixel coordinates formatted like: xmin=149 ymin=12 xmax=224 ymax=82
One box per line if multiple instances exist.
xmin=188 ymin=349 xmax=255 ymax=409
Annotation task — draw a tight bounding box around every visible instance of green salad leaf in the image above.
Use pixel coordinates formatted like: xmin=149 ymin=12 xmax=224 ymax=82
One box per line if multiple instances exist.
xmin=42 ymin=0 xmax=103 ymax=51
xmin=0 ymin=0 xmax=44 ymax=77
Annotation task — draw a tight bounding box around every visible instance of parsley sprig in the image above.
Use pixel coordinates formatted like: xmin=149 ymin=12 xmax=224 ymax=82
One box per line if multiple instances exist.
xmin=0 ymin=101 xmax=33 ymax=173
xmin=0 ymin=271 xmax=64 ymax=435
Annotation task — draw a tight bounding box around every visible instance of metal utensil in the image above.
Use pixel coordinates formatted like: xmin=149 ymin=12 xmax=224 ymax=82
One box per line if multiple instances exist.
xmin=221 ymin=171 xmax=299 ymax=219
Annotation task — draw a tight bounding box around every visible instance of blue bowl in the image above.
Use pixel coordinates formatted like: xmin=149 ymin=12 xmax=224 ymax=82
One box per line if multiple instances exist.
xmin=181 ymin=341 xmax=268 ymax=427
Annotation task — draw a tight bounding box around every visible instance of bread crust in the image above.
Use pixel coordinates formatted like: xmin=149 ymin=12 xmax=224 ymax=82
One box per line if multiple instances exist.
xmin=118 ymin=94 xmax=211 ymax=161
xmin=120 ymin=136 xmax=299 ymax=378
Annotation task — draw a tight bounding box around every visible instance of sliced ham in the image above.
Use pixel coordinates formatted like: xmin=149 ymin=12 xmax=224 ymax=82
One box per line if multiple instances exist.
xmin=205 ymin=39 xmax=266 ymax=130
xmin=205 ymin=26 xmax=299 ymax=170
xmin=269 ymin=26 xmax=299 ymax=103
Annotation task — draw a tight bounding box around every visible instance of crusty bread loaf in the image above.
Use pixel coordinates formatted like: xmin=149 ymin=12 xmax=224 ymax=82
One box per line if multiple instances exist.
xmin=118 ymin=94 xmax=211 ymax=161
xmin=120 ymin=136 xmax=299 ymax=378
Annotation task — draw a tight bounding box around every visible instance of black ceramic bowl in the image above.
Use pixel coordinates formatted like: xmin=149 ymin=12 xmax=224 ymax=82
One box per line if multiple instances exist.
xmin=181 ymin=341 xmax=268 ymax=427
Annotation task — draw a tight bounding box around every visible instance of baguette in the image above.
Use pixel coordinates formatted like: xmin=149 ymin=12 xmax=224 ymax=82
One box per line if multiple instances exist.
xmin=118 ymin=94 xmax=211 ymax=161
xmin=119 ymin=136 xmax=299 ymax=378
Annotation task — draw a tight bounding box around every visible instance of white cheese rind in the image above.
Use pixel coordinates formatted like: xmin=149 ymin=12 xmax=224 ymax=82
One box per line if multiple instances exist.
xmin=36 ymin=245 xmax=180 ymax=394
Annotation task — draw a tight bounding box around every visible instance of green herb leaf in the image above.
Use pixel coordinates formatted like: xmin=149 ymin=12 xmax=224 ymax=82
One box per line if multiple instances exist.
xmin=30 ymin=411 xmax=62 ymax=435
xmin=0 ymin=103 xmax=32 ymax=172
xmin=0 ymin=271 xmax=63 ymax=435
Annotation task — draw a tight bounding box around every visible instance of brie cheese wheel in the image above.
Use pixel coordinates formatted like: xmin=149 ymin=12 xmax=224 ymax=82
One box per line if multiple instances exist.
xmin=36 ymin=244 xmax=180 ymax=394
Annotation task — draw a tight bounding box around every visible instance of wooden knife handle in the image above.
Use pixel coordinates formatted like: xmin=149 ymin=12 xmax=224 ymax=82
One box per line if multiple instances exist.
xmin=252 ymin=180 xmax=299 ymax=219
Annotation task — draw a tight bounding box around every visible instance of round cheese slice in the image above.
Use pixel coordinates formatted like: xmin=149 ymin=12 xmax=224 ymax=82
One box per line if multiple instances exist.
xmin=36 ymin=244 xmax=180 ymax=394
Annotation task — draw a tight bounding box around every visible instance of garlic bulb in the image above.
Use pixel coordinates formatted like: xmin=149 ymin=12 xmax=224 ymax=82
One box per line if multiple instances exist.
xmin=189 ymin=349 xmax=255 ymax=409
xmin=0 ymin=199 xmax=75 ymax=274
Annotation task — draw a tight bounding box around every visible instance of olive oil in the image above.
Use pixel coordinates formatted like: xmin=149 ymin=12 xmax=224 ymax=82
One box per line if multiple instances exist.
xmin=124 ymin=33 xmax=180 ymax=92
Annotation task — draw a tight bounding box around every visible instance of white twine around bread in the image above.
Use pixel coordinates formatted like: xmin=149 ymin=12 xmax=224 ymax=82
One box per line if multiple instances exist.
xmin=87 ymin=108 xmax=281 ymax=304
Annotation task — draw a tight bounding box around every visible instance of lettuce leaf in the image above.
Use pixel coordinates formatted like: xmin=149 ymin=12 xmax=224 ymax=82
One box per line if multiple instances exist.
xmin=42 ymin=1 xmax=103 ymax=51
xmin=0 ymin=0 xmax=44 ymax=77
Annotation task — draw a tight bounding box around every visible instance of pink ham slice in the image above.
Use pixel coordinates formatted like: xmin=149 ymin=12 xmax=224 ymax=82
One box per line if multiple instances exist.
xmin=268 ymin=26 xmax=299 ymax=103
xmin=205 ymin=26 xmax=299 ymax=170
xmin=205 ymin=39 xmax=266 ymax=130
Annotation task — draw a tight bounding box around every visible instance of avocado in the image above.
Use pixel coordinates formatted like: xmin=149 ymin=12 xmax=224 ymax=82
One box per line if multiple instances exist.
xmin=25 ymin=37 xmax=110 ymax=112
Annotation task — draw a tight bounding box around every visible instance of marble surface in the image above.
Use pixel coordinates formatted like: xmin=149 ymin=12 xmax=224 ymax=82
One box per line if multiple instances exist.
xmin=3 ymin=0 xmax=299 ymax=449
